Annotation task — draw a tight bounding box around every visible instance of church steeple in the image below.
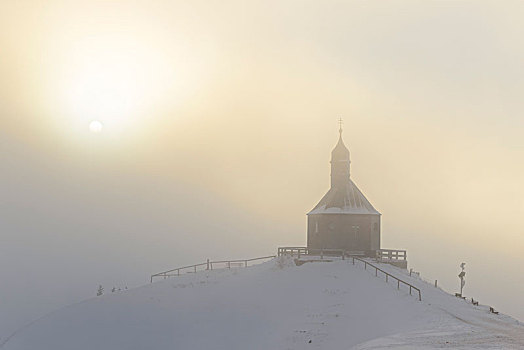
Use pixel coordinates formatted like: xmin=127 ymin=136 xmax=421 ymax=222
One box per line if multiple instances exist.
xmin=330 ymin=120 xmax=351 ymax=188
xmin=308 ymin=121 xmax=381 ymax=257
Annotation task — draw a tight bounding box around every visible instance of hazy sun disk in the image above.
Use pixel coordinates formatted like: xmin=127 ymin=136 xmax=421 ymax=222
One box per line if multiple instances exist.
xmin=56 ymin=33 xmax=195 ymax=141
xmin=89 ymin=120 xmax=103 ymax=133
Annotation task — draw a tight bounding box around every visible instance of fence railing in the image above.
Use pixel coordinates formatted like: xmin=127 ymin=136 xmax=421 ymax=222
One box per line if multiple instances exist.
xmin=150 ymin=255 xmax=276 ymax=283
xmin=277 ymin=246 xmax=421 ymax=301
xmin=350 ymin=256 xmax=421 ymax=301
xmin=376 ymin=249 xmax=407 ymax=261
xmin=277 ymin=247 xmax=365 ymax=259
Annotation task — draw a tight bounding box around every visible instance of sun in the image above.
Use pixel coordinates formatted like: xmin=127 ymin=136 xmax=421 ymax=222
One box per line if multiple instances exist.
xmin=51 ymin=28 xmax=208 ymax=145
xmin=89 ymin=120 xmax=103 ymax=133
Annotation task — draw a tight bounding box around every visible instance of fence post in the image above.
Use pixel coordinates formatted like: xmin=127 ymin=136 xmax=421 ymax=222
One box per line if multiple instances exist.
xmin=386 ymin=275 xmax=388 ymax=283
xmin=375 ymin=268 xmax=377 ymax=277
xmin=177 ymin=269 xmax=180 ymax=276
xmin=298 ymin=249 xmax=301 ymax=259
xmin=150 ymin=276 xmax=153 ymax=283
xmin=409 ymin=286 xmax=412 ymax=295
xmin=352 ymin=257 xmax=355 ymax=265
xmin=228 ymin=261 xmax=231 ymax=269
xmin=245 ymin=260 xmax=248 ymax=267
xmin=419 ymin=290 xmax=422 ymax=301
xmin=321 ymin=250 xmax=324 ymax=260
xmin=435 ymin=280 xmax=438 ymax=288
xmin=194 ymin=265 xmax=197 ymax=273
xmin=397 ymin=280 xmax=400 ymax=290
xmin=207 ymin=259 xmax=210 ymax=270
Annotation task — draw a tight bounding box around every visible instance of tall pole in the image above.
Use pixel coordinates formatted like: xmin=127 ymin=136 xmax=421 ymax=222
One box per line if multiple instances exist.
xmin=458 ymin=262 xmax=466 ymax=296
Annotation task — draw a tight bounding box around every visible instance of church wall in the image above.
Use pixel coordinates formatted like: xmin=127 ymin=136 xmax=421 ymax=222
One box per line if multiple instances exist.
xmin=370 ymin=215 xmax=381 ymax=251
xmin=307 ymin=214 xmax=380 ymax=256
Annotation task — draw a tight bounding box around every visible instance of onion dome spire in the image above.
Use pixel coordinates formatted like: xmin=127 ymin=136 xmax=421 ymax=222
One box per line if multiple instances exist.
xmin=308 ymin=119 xmax=380 ymax=216
xmin=330 ymin=119 xmax=351 ymax=188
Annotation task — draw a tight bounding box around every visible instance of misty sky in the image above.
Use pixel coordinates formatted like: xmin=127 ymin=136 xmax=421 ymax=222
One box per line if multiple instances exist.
xmin=1 ymin=0 xmax=524 ymax=337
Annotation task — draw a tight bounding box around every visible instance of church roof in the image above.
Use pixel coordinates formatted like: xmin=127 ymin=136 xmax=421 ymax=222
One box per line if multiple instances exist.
xmin=308 ymin=179 xmax=380 ymax=215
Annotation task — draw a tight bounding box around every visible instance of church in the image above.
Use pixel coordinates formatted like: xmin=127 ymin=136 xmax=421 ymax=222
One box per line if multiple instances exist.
xmin=307 ymin=126 xmax=381 ymax=257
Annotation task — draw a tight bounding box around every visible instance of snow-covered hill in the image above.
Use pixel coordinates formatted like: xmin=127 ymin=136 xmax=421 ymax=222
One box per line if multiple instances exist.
xmin=2 ymin=257 xmax=523 ymax=349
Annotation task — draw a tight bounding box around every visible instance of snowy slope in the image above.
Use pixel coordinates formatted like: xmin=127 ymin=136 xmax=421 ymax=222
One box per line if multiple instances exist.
xmin=2 ymin=257 xmax=523 ymax=350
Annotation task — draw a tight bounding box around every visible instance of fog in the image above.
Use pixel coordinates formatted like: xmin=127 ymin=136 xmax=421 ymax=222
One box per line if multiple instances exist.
xmin=1 ymin=0 xmax=524 ymax=338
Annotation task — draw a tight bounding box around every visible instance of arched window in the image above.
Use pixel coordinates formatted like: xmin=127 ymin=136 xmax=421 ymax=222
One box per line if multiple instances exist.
xmin=352 ymin=225 xmax=360 ymax=240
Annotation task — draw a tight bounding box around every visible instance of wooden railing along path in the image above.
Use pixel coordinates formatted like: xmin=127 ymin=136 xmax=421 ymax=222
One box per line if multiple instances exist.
xmin=350 ymin=256 xmax=421 ymax=301
xmin=150 ymin=255 xmax=276 ymax=283
xmin=151 ymin=249 xmax=420 ymax=301
xmin=278 ymin=247 xmax=421 ymax=301
xmin=277 ymin=247 xmax=365 ymax=258
xmin=277 ymin=247 xmax=406 ymax=261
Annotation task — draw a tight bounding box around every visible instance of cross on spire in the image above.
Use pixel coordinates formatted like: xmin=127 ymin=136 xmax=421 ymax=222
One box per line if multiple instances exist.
xmin=338 ymin=118 xmax=343 ymax=135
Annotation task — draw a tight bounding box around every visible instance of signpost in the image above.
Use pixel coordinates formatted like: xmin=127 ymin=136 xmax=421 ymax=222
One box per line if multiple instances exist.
xmin=458 ymin=262 xmax=466 ymax=296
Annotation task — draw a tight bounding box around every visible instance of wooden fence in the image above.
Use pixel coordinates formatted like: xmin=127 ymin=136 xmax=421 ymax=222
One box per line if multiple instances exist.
xmin=150 ymin=255 xmax=276 ymax=283
xmin=277 ymin=246 xmax=421 ymax=301
xmin=350 ymin=256 xmax=421 ymax=301
xmin=151 ymin=249 xmax=421 ymax=301
xmin=277 ymin=247 xmax=365 ymax=259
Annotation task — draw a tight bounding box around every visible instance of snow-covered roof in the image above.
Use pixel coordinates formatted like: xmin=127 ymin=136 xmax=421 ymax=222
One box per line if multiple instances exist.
xmin=308 ymin=179 xmax=380 ymax=215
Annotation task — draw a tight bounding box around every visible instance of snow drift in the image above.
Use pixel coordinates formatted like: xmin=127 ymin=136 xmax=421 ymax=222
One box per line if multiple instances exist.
xmin=2 ymin=257 xmax=523 ymax=349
